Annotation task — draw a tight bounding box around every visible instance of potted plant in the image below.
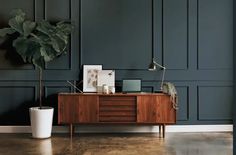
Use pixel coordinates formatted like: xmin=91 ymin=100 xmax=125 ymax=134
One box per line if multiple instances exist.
xmin=0 ymin=9 xmax=72 ymax=138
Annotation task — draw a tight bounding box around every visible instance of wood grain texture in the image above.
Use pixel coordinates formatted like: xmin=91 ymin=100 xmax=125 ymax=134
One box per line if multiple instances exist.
xmin=58 ymin=93 xmax=176 ymax=124
xmin=156 ymin=95 xmax=176 ymax=123
xmin=58 ymin=93 xmax=176 ymax=137
xmin=58 ymin=94 xmax=79 ymax=124
xmin=78 ymin=95 xmax=98 ymax=123
xmin=99 ymin=96 xmax=136 ymax=122
xmin=137 ymin=96 xmax=157 ymax=123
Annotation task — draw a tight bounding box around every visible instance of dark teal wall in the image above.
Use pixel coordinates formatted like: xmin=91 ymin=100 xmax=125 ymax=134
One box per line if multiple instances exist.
xmin=233 ymin=0 xmax=236 ymax=154
xmin=0 ymin=0 xmax=233 ymax=125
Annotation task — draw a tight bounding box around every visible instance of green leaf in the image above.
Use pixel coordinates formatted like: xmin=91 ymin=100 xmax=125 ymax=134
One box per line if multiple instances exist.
xmin=9 ymin=15 xmax=25 ymax=34
xmin=12 ymin=37 xmax=29 ymax=62
xmin=23 ymin=21 xmax=36 ymax=37
xmin=31 ymin=47 xmax=44 ymax=69
xmin=40 ymin=44 xmax=57 ymax=62
xmin=8 ymin=9 xmax=27 ymax=34
xmin=32 ymin=57 xmax=44 ymax=69
xmin=36 ymin=21 xmax=55 ymax=37
xmin=55 ymin=22 xmax=72 ymax=43
xmin=1 ymin=9 xmax=72 ymax=69
xmin=10 ymin=9 xmax=26 ymax=18
xmin=56 ymin=22 xmax=72 ymax=35
xmin=50 ymin=35 xmax=67 ymax=53
xmin=36 ymin=32 xmax=50 ymax=43
xmin=0 ymin=28 xmax=16 ymax=37
xmin=40 ymin=47 xmax=51 ymax=62
xmin=26 ymin=39 xmax=41 ymax=62
xmin=51 ymin=38 xmax=60 ymax=52
xmin=36 ymin=21 xmax=70 ymax=53
xmin=13 ymin=37 xmax=41 ymax=64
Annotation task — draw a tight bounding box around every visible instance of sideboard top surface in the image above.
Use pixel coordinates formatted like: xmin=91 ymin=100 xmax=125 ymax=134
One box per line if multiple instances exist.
xmin=58 ymin=92 xmax=169 ymax=96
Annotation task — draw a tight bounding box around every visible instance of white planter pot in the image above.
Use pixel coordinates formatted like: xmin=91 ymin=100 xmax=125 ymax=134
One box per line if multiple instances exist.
xmin=30 ymin=107 xmax=54 ymax=138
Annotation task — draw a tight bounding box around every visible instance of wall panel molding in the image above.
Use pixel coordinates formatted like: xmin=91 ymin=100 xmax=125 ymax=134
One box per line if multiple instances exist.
xmin=44 ymin=0 xmax=73 ymax=70
xmin=163 ymin=0 xmax=189 ymax=70
xmin=81 ymin=0 xmax=153 ymax=70
xmin=44 ymin=86 xmax=72 ymax=97
xmin=197 ymin=86 xmax=233 ymax=121
xmin=0 ymin=0 xmax=233 ymax=125
xmin=197 ymin=0 xmax=233 ymax=70
xmin=0 ymin=86 xmax=36 ymax=125
xmin=176 ymin=86 xmax=189 ymax=121
xmin=0 ymin=0 xmax=36 ymax=71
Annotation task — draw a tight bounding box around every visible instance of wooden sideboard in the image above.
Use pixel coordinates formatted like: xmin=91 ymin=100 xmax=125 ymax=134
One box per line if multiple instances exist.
xmin=58 ymin=93 xmax=176 ymax=138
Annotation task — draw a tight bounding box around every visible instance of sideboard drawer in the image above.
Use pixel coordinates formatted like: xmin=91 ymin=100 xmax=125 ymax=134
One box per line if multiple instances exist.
xmin=99 ymin=96 xmax=137 ymax=122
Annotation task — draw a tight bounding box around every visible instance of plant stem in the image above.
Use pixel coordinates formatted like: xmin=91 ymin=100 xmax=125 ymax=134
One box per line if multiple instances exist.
xmin=30 ymin=33 xmax=40 ymax=41
xmin=39 ymin=68 xmax=42 ymax=109
xmin=30 ymin=33 xmax=44 ymax=45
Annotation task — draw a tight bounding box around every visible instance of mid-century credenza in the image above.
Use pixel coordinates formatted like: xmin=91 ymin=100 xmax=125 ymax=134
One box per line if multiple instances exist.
xmin=58 ymin=93 xmax=176 ymax=138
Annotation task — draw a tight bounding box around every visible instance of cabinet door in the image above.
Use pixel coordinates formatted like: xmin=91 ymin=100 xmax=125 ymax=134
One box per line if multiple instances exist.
xmin=137 ymin=96 xmax=157 ymax=123
xmin=78 ymin=95 xmax=98 ymax=123
xmin=156 ymin=95 xmax=176 ymax=123
xmin=58 ymin=95 xmax=80 ymax=124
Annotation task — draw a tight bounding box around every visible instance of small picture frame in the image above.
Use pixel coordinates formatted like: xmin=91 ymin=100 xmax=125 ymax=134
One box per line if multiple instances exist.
xmin=97 ymin=70 xmax=115 ymax=93
xmin=83 ymin=65 xmax=102 ymax=92
xmin=97 ymin=70 xmax=115 ymax=87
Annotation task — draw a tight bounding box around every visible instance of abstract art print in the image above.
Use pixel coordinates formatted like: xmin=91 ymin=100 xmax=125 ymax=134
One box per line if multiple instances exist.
xmin=97 ymin=70 xmax=115 ymax=93
xmin=83 ymin=65 xmax=102 ymax=92
xmin=97 ymin=70 xmax=115 ymax=87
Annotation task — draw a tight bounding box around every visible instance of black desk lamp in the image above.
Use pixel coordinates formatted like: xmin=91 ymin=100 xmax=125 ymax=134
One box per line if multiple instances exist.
xmin=148 ymin=0 xmax=166 ymax=91
xmin=148 ymin=58 xmax=166 ymax=91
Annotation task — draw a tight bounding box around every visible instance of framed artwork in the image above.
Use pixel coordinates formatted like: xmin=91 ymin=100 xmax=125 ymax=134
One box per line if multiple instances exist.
xmin=97 ymin=70 xmax=115 ymax=93
xmin=97 ymin=70 xmax=115 ymax=87
xmin=83 ymin=65 xmax=102 ymax=92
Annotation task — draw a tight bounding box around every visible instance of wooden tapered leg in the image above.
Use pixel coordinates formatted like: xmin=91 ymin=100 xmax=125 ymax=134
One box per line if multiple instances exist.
xmin=159 ymin=125 xmax=162 ymax=138
xmin=162 ymin=124 xmax=165 ymax=138
xmin=69 ymin=124 xmax=74 ymax=138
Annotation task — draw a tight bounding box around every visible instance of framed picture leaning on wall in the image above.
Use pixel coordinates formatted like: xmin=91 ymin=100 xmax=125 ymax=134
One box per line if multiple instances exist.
xmin=97 ymin=70 xmax=115 ymax=93
xmin=83 ymin=65 xmax=102 ymax=92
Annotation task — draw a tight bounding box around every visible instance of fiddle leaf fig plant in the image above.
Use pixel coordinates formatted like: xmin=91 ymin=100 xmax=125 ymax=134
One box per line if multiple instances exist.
xmin=0 ymin=9 xmax=72 ymax=108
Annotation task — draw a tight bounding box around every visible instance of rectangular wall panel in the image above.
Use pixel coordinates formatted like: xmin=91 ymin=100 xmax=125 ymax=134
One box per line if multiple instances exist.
xmin=163 ymin=0 xmax=188 ymax=70
xmin=0 ymin=86 xmax=35 ymax=125
xmin=198 ymin=86 xmax=233 ymax=120
xmin=0 ymin=0 xmax=35 ymax=70
xmin=44 ymin=0 xmax=72 ymax=70
xmin=198 ymin=0 xmax=233 ymax=69
xmin=0 ymin=0 xmax=35 ymax=22
xmin=176 ymin=86 xmax=189 ymax=121
xmin=45 ymin=86 xmax=71 ymax=124
xmin=81 ymin=0 xmax=152 ymax=70
xmin=45 ymin=0 xmax=70 ymax=20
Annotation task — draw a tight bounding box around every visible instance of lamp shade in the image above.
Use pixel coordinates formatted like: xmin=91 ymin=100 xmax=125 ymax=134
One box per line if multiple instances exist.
xmin=148 ymin=60 xmax=157 ymax=71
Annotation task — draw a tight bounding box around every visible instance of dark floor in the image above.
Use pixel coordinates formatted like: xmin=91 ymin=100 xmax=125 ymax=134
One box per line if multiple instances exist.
xmin=0 ymin=132 xmax=232 ymax=155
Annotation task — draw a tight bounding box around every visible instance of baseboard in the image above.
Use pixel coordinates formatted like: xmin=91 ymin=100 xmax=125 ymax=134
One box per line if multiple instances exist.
xmin=0 ymin=125 xmax=232 ymax=133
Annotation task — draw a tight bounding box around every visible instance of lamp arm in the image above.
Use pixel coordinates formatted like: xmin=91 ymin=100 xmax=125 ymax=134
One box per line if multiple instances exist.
xmin=153 ymin=60 xmax=166 ymax=91
xmin=153 ymin=60 xmax=166 ymax=70
xmin=160 ymin=68 xmax=166 ymax=91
